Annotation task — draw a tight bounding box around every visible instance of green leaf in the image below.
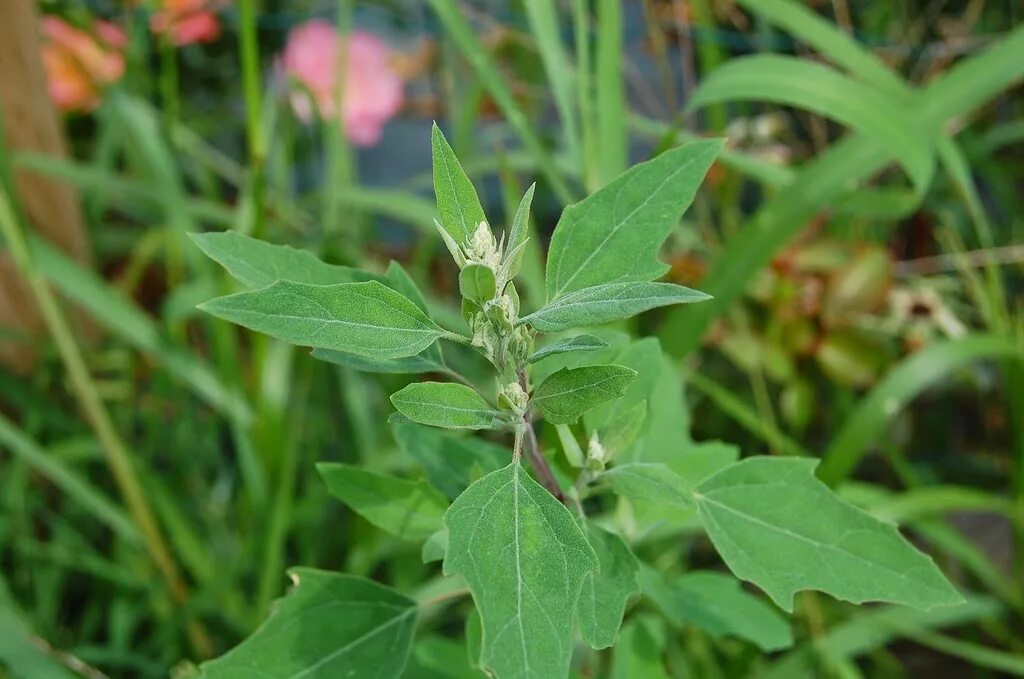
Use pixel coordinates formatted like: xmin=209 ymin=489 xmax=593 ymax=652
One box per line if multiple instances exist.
xmin=0 ymin=578 xmax=78 ymax=679
xmin=605 ymin=463 xmax=694 ymax=510
xmin=528 ymin=334 xmax=609 ymax=363
xmin=200 ymin=280 xmax=444 ymax=359
xmin=597 ymin=400 xmax=647 ymax=459
xmin=317 ymin=463 xmax=447 ymax=541
xmin=190 ymin=231 xmax=371 ymax=289
xmin=311 ymin=347 xmax=447 ymax=375
xmin=545 ymin=140 xmax=722 ymax=300
xmin=200 ymin=569 xmax=416 ymax=678
xmin=639 ymin=567 xmax=792 ymax=652
xmin=522 ymin=282 xmax=710 ymax=332
xmin=687 ymin=55 xmax=934 ymax=192
xmin=578 ymin=525 xmax=640 ymax=649
xmin=391 ymin=382 xmax=500 ymax=430
xmin=422 ymin=529 xmax=447 ymax=564
xmin=432 ymin=122 xmax=487 ymax=246
xmin=503 ymin=183 xmax=536 ymax=281
xmin=667 ymin=441 xmax=739 ymax=486
xmin=532 ymin=365 xmax=637 ymax=425
xmin=694 ymin=457 xmax=964 ymax=612
xmin=394 ymin=423 xmax=508 ymax=499
xmin=611 ymin=616 xmax=668 ymax=679
xmin=459 ymin=264 xmax=497 ymax=303
xmin=443 ymin=462 xmax=598 ymax=679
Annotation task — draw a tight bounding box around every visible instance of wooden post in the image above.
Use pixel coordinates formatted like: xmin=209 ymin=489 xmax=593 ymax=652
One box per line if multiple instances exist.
xmin=0 ymin=0 xmax=92 ymax=371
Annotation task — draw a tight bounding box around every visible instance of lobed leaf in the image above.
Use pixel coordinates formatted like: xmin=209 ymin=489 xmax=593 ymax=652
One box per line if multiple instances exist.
xmin=317 ymin=463 xmax=448 ymax=541
xmin=190 ymin=230 xmax=371 ymax=289
xmin=694 ymin=457 xmax=964 ymax=611
xmin=391 ymin=382 xmax=500 ymax=430
xmin=545 ymin=139 xmax=722 ymax=300
xmin=200 ymin=569 xmax=416 ymax=678
xmin=444 ymin=462 xmax=598 ymax=679
xmin=522 ymin=282 xmax=710 ymax=332
xmin=577 ymin=525 xmax=641 ymax=649
xmin=532 ymin=365 xmax=637 ymax=425
xmin=432 ymin=122 xmax=487 ymax=246
xmin=200 ymin=280 xmax=444 ymax=359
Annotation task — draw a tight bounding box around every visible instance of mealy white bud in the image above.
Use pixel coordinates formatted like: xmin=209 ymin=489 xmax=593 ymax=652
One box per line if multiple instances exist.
xmin=464 ymin=221 xmax=501 ymax=269
xmin=498 ymin=381 xmax=528 ymax=415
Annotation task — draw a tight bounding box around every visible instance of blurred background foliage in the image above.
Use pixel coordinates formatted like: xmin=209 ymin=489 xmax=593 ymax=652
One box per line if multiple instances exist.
xmin=0 ymin=0 xmax=1022 ymax=676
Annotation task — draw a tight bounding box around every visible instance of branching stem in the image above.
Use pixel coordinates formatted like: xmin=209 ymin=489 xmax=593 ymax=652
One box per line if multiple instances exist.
xmin=518 ymin=370 xmax=565 ymax=502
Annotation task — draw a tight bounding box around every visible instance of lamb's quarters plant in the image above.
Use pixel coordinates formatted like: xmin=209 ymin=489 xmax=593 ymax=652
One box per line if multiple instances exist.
xmin=192 ymin=124 xmax=963 ymax=677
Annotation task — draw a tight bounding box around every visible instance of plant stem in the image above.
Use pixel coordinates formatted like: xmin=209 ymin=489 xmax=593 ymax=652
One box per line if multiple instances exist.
xmin=0 ymin=185 xmax=212 ymax=656
xmin=518 ymin=370 xmax=565 ymax=502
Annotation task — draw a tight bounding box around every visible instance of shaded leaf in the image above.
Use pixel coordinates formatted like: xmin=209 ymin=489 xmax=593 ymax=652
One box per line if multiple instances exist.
xmin=311 ymin=347 xmax=447 ymax=375
xmin=695 ymin=458 xmax=964 ymax=611
xmin=200 ymin=280 xmax=444 ymax=359
xmin=317 ymin=463 xmax=447 ymax=541
xmin=605 ymin=463 xmax=693 ymax=510
xmin=200 ymin=569 xmax=416 ymax=678
xmin=522 ymin=282 xmax=710 ymax=332
xmin=391 ymin=382 xmax=500 ymax=430
xmin=578 ymin=525 xmax=641 ymax=649
xmin=394 ymin=423 xmax=508 ymax=499
xmin=533 ymin=365 xmax=637 ymax=425
xmin=611 ymin=616 xmax=668 ymax=679
xmin=444 ymin=463 xmax=598 ymax=679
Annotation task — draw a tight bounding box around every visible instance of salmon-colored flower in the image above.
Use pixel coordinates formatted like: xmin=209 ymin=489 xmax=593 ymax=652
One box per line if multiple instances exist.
xmin=40 ymin=16 xmax=126 ymax=113
xmin=281 ymin=21 xmax=404 ymax=147
xmin=151 ymin=0 xmax=222 ymax=46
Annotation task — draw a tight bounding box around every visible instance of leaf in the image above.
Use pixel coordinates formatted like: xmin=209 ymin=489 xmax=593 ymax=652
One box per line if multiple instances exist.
xmin=432 ymin=122 xmax=487 ymax=246
xmin=577 ymin=525 xmax=641 ymax=649
xmin=393 ymin=423 xmax=508 ymax=499
xmin=528 ymin=334 xmax=609 ymax=363
xmin=545 ymin=139 xmax=722 ymax=300
xmin=443 ymin=462 xmax=598 ymax=679
xmin=522 ymin=282 xmax=710 ymax=332
xmin=459 ymin=264 xmax=497 ymax=303
xmin=0 ymin=578 xmax=78 ymax=679
xmin=311 ymin=347 xmax=447 ymax=375
xmin=200 ymin=280 xmax=444 ymax=359
xmin=422 ymin=529 xmax=447 ymax=564
xmin=532 ymin=365 xmax=637 ymax=425
xmin=391 ymin=382 xmax=500 ymax=430
xmin=687 ymin=55 xmax=934 ymax=191
xmin=694 ymin=457 xmax=964 ymax=612
xmin=639 ymin=567 xmax=792 ymax=652
xmin=189 ymin=231 xmax=371 ymax=289
xmin=611 ymin=616 xmax=668 ymax=679
xmin=317 ymin=463 xmax=448 ymax=541
xmin=667 ymin=441 xmax=740 ymax=486
xmin=604 ymin=463 xmax=694 ymax=510
xmin=504 ymin=183 xmax=536 ymax=281
xmin=597 ymin=400 xmax=647 ymax=459
xmin=200 ymin=569 xmax=416 ymax=678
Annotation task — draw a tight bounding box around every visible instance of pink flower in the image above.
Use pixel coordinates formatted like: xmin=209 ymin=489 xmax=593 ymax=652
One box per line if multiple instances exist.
xmin=282 ymin=21 xmax=404 ymax=147
xmin=151 ymin=0 xmax=222 ymax=46
xmin=40 ymin=17 xmax=126 ymax=112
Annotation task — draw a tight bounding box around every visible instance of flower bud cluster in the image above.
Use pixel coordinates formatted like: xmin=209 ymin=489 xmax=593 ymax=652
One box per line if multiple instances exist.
xmin=586 ymin=432 xmax=607 ymax=472
xmin=464 ymin=221 xmax=502 ymax=270
xmin=498 ymin=381 xmax=528 ymax=416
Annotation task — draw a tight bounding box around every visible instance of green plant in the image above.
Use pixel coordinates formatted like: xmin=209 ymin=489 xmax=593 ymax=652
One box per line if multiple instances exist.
xmin=190 ymin=125 xmax=963 ymax=677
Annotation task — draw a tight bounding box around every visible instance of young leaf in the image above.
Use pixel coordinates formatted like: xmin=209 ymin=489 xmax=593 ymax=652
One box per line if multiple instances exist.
xmin=694 ymin=457 xmax=964 ymax=611
xmin=190 ymin=231 xmax=371 ymax=289
xmin=639 ymin=567 xmax=792 ymax=652
xmin=503 ymin=183 xmax=536 ymax=281
xmin=200 ymin=280 xmax=445 ymax=359
xmin=521 ymin=282 xmax=711 ymax=332
xmin=545 ymin=139 xmax=723 ymax=300
xmin=317 ymin=463 xmax=447 ymax=541
xmin=578 ymin=525 xmax=641 ymax=649
xmin=200 ymin=569 xmax=416 ymax=678
xmin=311 ymin=347 xmax=447 ymax=375
xmin=604 ymin=463 xmax=694 ymax=510
xmin=391 ymin=382 xmax=500 ymax=430
xmin=444 ymin=462 xmax=598 ymax=679
xmin=459 ymin=264 xmax=497 ymax=304
xmin=528 ymin=334 xmax=610 ymax=363
xmin=393 ymin=423 xmax=508 ymax=499
xmin=532 ymin=365 xmax=637 ymax=425
xmin=432 ymin=122 xmax=487 ymax=246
